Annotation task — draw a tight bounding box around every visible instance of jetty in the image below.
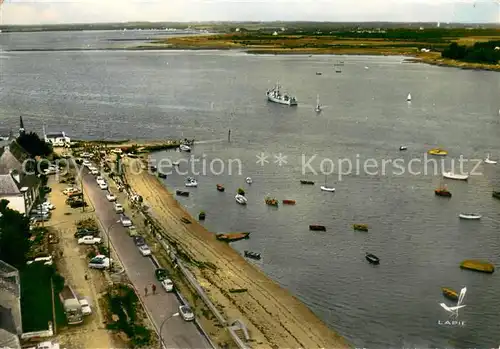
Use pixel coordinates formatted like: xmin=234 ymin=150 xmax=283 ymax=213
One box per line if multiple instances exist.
xmin=460 ymin=259 xmax=495 ymax=273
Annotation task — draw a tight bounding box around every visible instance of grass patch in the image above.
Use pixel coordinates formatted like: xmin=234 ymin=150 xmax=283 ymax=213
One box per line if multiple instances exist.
xmin=104 ymin=284 xmax=153 ymax=348
xmin=20 ymin=264 xmax=55 ymax=332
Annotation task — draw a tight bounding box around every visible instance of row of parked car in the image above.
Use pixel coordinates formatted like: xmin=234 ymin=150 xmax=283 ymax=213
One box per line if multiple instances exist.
xmin=80 ymin=154 xmax=188 ymax=318
xmin=30 ymin=200 xmax=55 ymax=223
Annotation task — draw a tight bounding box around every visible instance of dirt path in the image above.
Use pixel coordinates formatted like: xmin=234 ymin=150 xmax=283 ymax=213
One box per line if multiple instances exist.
xmin=45 ymin=178 xmax=121 ymax=349
xmin=123 ymin=159 xmax=350 ymax=349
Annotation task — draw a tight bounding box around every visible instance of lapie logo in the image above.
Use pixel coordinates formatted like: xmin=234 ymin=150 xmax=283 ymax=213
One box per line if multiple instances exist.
xmin=437 ymin=286 xmax=467 ymax=326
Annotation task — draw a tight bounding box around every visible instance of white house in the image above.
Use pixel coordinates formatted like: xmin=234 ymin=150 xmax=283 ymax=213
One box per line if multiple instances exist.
xmin=0 ymin=173 xmax=29 ymax=214
xmin=44 ymin=131 xmax=71 ymax=147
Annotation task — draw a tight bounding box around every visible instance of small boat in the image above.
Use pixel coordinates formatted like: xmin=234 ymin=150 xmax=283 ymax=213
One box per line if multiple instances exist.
xmin=172 ymin=161 xmax=180 ymax=166
xmin=493 ymin=191 xmax=500 ymax=200
xmin=315 ymin=94 xmax=322 ymax=113
xmin=458 ymin=213 xmax=482 ymax=220
xmin=407 ymin=93 xmax=412 ymax=102
xmin=460 ymin=259 xmax=495 ymax=274
xmin=316 ymin=72 xmax=322 ymax=75
xmin=442 ymin=171 xmax=468 ymax=181
xmin=300 ymin=180 xmax=315 ymax=185
xmin=150 ymin=165 xmax=157 ymax=172
xmin=216 ymin=232 xmax=250 ymax=242
xmin=428 ymin=148 xmax=448 ymax=156
xmin=235 ymin=194 xmax=247 ymax=205
xmin=353 ymin=224 xmax=368 ymax=232
xmin=399 ymin=145 xmax=407 ymax=151
xmin=185 ymin=177 xmax=198 ymax=187
xmin=158 ymin=172 xmax=167 ymax=179
xmin=216 ymin=184 xmax=225 ymax=192
xmin=309 ymin=225 xmax=326 ymax=231
xmin=245 ymin=177 xmax=253 ymax=184
xmin=435 ymin=187 xmax=452 ymax=197
xmin=364 ymin=66 xmax=369 ymax=70
xmin=282 ymin=199 xmax=296 ymax=205
xmin=484 ymin=153 xmax=497 ymax=164
xmin=365 ymin=253 xmax=380 ymax=265
xmin=441 ymin=287 xmax=459 ymax=301
xmin=176 ymin=190 xmax=189 ymax=197
xmin=198 ymin=212 xmax=206 ymax=220
xmin=266 ymin=83 xmax=298 ymax=106
xmin=320 ymin=175 xmax=335 ymax=192
xmin=244 ymin=251 xmax=261 ymax=260
xmin=265 ymin=197 xmax=278 ymax=206
xmin=179 ymin=144 xmax=191 ymax=152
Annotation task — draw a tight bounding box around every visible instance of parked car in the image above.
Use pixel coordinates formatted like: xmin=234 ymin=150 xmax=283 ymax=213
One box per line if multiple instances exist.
xmin=127 ymin=226 xmax=139 ymax=237
xmin=179 ymin=305 xmax=194 ymax=321
xmin=79 ymin=298 xmax=92 ymax=315
xmin=40 ymin=201 xmax=55 ymax=210
xmin=63 ymin=187 xmax=79 ymax=195
xmin=88 ymin=255 xmax=111 ymax=269
xmin=161 ymin=278 xmax=174 ymax=292
xmin=70 ymin=200 xmax=87 ymax=208
xmin=78 ymin=236 xmax=102 ymax=245
xmin=119 ymin=214 xmax=132 ymax=227
xmin=30 ymin=214 xmax=50 ymax=223
xmin=106 ymin=193 xmax=116 ymax=202
xmin=90 ymin=169 xmax=99 ymax=175
xmin=41 ymin=186 xmax=51 ymax=193
xmin=96 ymin=176 xmax=105 ymax=183
xmin=114 ymin=203 xmax=124 ymax=214
xmin=155 ymin=268 xmax=168 ymax=281
xmin=133 ymin=236 xmax=146 ymax=246
xmin=98 ymin=182 xmax=108 ymax=190
xmin=74 ymin=229 xmax=99 ymax=238
xmin=138 ymin=244 xmax=151 ymax=256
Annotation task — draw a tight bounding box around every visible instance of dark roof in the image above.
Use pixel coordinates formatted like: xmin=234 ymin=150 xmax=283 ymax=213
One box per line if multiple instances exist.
xmin=0 ymin=141 xmax=30 ymax=175
xmin=46 ymin=132 xmax=65 ymax=138
xmin=19 ymin=174 xmax=39 ymax=190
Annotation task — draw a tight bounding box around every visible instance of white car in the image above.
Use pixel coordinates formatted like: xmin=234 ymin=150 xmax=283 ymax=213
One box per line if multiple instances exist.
xmin=98 ymin=182 xmax=108 ymax=190
xmin=161 ymin=279 xmax=174 ymax=292
xmin=138 ymin=244 xmax=151 ymax=256
xmin=179 ymin=305 xmax=194 ymax=321
xmin=78 ymin=236 xmax=102 ymax=245
xmin=119 ymin=214 xmax=132 ymax=227
xmin=40 ymin=201 xmax=55 ymax=210
xmin=114 ymin=203 xmax=124 ymax=214
xmin=106 ymin=193 xmax=116 ymax=201
xmin=79 ymin=298 xmax=92 ymax=315
xmin=90 ymin=169 xmax=99 ymax=175
xmin=89 ymin=255 xmax=111 ymax=269
xmin=82 ymin=160 xmax=91 ymax=166
xmin=63 ymin=187 xmax=79 ymax=195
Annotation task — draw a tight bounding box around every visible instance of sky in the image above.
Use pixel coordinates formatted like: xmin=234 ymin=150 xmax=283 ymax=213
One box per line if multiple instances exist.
xmin=0 ymin=0 xmax=499 ymax=25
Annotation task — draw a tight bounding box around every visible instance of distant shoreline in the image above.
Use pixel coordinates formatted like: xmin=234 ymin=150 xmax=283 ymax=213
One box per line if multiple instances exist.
xmin=4 ymin=46 xmax=499 ymax=72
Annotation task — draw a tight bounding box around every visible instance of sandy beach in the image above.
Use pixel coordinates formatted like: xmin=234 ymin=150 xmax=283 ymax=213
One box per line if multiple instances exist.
xmin=123 ymin=158 xmax=350 ymax=349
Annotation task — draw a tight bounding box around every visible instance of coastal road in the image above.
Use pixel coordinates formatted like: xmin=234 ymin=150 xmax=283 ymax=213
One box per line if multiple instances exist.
xmin=79 ymin=167 xmax=212 ymax=349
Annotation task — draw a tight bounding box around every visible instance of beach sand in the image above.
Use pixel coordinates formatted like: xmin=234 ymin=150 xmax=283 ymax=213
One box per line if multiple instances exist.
xmin=123 ymin=158 xmax=350 ymax=349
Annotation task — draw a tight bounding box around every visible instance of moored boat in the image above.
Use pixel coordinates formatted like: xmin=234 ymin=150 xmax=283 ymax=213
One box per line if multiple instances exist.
xmin=265 ymin=197 xmax=278 ymax=206
xmin=365 ymin=253 xmax=380 ymax=264
xmin=179 ymin=144 xmax=191 ymax=152
xmin=244 ymin=250 xmax=261 ymax=260
xmin=185 ymin=177 xmax=198 ymax=187
xmin=246 ymin=177 xmax=253 ymax=184
xmin=458 ymin=213 xmax=482 ymax=220
xmin=216 ymin=184 xmax=225 ymax=192
xmin=460 ymin=259 xmax=495 ymax=274
xmin=300 ymin=180 xmax=315 ymax=185
xmin=435 ymin=186 xmax=452 ymax=197
xmin=441 ymin=287 xmax=459 ymax=301
xmin=266 ymin=83 xmax=298 ymax=106
xmin=158 ymin=172 xmax=167 ymax=179
xmin=353 ymin=224 xmax=368 ymax=232
xmin=428 ymin=148 xmax=448 ymax=156
xmin=216 ymin=232 xmax=250 ymax=242
xmin=484 ymin=153 xmax=497 ymax=164
xmin=493 ymin=191 xmax=500 ymax=200
xmin=176 ymin=190 xmax=189 ymax=197
xmin=282 ymin=199 xmax=296 ymax=205
xmin=309 ymin=225 xmax=326 ymax=231
xmin=235 ymin=194 xmax=247 ymax=205
xmin=407 ymin=93 xmax=412 ymax=102
xmin=442 ymin=171 xmax=468 ymax=181
xmin=399 ymin=145 xmax=407 ymax=151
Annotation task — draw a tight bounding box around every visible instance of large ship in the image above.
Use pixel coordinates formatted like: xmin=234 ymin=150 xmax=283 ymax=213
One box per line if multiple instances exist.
xmin=266 ymin=84 xmax=297 ymax=106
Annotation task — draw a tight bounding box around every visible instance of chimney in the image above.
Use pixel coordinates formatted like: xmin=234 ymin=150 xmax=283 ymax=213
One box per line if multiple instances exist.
xmin=10 ymin=169 xmax=20 ymax=184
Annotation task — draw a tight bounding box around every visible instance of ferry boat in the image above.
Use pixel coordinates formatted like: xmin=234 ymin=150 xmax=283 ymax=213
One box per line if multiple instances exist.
xmin=266 ymin=84 xmax=297 ymax=106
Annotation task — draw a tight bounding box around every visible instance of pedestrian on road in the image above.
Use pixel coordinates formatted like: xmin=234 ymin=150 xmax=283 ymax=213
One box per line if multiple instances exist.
xmin=152 ymin=284 xmax=156 ymax=295
xmin=144 ymin=286 xmax=148 ymax=296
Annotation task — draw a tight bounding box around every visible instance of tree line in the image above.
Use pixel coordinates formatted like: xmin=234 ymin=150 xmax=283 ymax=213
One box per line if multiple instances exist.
xmin=442 ymin=41 xmax=500 ymax=64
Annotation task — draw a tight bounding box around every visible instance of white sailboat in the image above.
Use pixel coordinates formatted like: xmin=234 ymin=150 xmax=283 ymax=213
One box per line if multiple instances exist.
xmin=442 ymin=171 xmax=469 ymax=181
xmin=320 ymin=175 xmax=335 ymax=192
xmin=484 ymin=153 xmax=497 ymax=164
xmin=235 ymin=194 xmax=247 ymax=205
xmin=407 ymin=93 xmax=412 ymax=102
xmin=458 ymin=213 xmax=482 ymax=220
xmin=315 ymin=95 xmax=322 ymax=113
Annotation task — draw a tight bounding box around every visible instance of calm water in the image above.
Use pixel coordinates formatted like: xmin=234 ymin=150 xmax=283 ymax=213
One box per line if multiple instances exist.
xmin=1 ymin=31 xmax=500 ymax=349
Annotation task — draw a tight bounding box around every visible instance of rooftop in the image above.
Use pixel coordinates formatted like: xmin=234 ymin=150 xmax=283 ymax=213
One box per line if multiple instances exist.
xmin=0 ymin=141 xmax=30 ymax=175
xmin=0 ymin=174 xmax=20 ymax=196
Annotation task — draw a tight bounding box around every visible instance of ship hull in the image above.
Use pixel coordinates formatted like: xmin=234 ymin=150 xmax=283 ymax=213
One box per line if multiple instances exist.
xmin=267 ymin=94 xmax=298 ymax=106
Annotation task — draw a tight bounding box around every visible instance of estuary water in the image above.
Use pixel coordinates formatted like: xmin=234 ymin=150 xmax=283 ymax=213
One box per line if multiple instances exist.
xmin=1 ymin=30 xmax=500 ymax=348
